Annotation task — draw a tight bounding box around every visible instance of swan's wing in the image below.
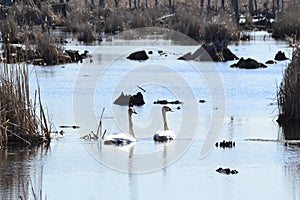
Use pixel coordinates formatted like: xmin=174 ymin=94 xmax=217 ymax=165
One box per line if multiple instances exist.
xmin=104 ymin=133 xmax=136 ymax=142
xmin=115 ymin=133 xmax=137 ymax=142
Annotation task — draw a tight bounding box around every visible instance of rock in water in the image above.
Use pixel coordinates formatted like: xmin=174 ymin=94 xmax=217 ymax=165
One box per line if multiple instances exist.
xmin=265 ymin=60 xmax=277 ymax=64
xmin=114 ymin=92 xmax=145 ymax=106
xmin=127 ymin=50 xmax=149 ymax=61
xmin=178 ymin=44 xmax=238 ymax=62
xmin=230 ymin=57 xmax=267 ymax=69
xmin=275 ymin=51 xmax=288 ymax=61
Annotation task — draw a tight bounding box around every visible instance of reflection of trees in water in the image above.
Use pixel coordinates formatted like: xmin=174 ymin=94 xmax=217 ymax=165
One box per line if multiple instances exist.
xmin=0 ymin=146 xmax=45 ymax=200
xmin=284 ymin=163 xmax=300 ymax=199
xmin=282 ymin=124 xmax=300 ymax=140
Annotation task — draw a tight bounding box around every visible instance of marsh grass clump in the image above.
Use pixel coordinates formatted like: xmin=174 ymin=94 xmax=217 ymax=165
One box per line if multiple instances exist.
xmin=0 ymin=63 xmax=51 ymax=147
xmin=0 ymin=15 xmax=20 ymax=44
xmin=35 ymin=33 xmax=64 ymax=65
xmin=277 ymin=47 xmax=300 ymax=125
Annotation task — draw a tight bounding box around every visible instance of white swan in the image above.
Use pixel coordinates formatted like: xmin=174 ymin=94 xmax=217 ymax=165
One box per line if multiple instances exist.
xmin=103 ymin=107 xmax=137 ymax=146
xmin=153 ymin=106 xmax=176 ymax=142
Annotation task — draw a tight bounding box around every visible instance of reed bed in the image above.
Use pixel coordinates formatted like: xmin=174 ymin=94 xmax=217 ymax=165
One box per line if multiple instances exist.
xmin=0 ymin=63 xmax=50 ymax=147
xmin=277 ymin=46 xmax=300 ymax=126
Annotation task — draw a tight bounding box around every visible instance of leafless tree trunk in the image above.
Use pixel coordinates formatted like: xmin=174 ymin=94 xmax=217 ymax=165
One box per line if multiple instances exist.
xmin=115 ymin=0 xmax=120 ymax=7
xmin=221 ymin=0 xmax=225 ymax=10
xmin=99 ymin=0 xmax=105 ymax=8
xmin=249 ymin=0 xmax=254 ymax=15
xmin=231 ymin=0 xmax=239 ymax=25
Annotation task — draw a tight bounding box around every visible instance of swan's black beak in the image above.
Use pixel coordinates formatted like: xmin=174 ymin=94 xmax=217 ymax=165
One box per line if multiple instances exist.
xmin=133 ymin=111 xmax=138 ymax=114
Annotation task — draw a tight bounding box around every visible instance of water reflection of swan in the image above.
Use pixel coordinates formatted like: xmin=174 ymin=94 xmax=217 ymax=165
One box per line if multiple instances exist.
xmin=103 ymin=107 xmax=137 ymax=146
xmin=153 ymin=106 xmax=176 ymax=142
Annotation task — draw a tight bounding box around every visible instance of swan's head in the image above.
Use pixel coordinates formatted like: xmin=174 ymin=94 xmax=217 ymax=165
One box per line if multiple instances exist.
xmin=162 ymin=106 xmax=173 ymax=112
xmin=128 ymin=107 xmax=137 ymax=115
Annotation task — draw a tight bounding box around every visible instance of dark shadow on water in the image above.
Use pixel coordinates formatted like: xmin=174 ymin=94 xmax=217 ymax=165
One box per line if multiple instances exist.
xmin=282 ymin=124 xmax=300 ymax=140
xmin=0 ymin=146 xmax=45 ymax=200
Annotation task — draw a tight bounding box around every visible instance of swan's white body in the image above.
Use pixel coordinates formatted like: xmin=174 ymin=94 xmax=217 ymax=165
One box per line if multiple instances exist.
xmin=153 ymin=106 xmax=176 ymax=142
xmin=103 ymin=107 xmax=137 ymax=146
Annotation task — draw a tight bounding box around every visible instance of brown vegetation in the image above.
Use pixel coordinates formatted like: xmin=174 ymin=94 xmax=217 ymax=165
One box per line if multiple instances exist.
xmin=277 ymin=47 xmax=300 ymax=126
xmin=0 ymin=63 xmax=51 ymax=147
xmin=272 ymin=7 xmax=300 ymax=40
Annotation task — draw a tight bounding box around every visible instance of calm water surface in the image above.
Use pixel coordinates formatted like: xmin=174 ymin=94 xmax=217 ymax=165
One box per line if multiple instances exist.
xmin=1 ymin=31 xmax=300 ymax=200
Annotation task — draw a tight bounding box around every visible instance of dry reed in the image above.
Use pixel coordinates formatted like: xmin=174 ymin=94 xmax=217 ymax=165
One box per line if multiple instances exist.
xmin=277 ymin=46 xmax=300 ymax=125
xmin=0 ymin=63 xmax=51 ymax=147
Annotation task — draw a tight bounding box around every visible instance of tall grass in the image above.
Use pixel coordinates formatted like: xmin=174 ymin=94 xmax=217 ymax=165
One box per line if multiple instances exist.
xmin=272 ymin=8 xmax=300 ymax=40
xmin=0 ymin=63 xmax=51 ymax=147
xmin=277 ymin=47 xmax=300 ymax=125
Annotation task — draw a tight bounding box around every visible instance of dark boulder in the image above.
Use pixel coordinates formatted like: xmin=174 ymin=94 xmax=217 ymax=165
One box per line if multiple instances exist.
xmin=275 ymin=51 xmax=288 ymax=61
xmin=127 ymin=50 xmax=149 ymax=61
xmin=178 ymin=43 xmax=238 ymax=62
xmin=230 ymin=57 xmax=267 ymax=69
xmin=265 ymin=60 xmax=277 ymax=64
xmin=114 ymin=92 xmax=145 ymax=106
xmin=129 ymin=92 xmax=145 ymax=106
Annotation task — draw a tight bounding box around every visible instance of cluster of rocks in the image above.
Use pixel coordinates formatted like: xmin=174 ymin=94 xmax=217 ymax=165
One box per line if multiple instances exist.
xmin=216 ymin=167 xmax=239 ymax=175
xmin=215 ymin=140 xmax=235 ymax=148
xmin=114 ymin=92 xmax=145 ymax=106
xmin=153 ymin=99 xmax=183 ymax=105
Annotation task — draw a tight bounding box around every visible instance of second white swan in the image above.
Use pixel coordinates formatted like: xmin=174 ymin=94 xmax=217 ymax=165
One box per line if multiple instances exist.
xmin=153 ymin=106 xmax=176 ymax=142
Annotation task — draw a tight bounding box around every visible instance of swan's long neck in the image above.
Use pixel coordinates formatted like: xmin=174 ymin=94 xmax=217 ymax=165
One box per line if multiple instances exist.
xmin=128 ymin=111 xmax=136 ymax=138
xmin=162 ymin=109 xmax=169 ymax=131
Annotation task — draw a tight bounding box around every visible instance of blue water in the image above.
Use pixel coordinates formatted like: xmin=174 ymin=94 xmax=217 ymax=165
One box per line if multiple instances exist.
xmin=1 ymin=31 xmax=300 ymax=200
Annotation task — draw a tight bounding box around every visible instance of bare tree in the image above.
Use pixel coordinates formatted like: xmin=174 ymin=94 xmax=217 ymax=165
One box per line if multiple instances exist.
xmin=254 ymin=0 xmax=257 ymax=14
xmin=99 ymin=0 xmax=105 ymax=8
xmin=249 ymin=0 xmax=254 ymax=15
xmin=231 ymin=0 xmax=239 ymax=25
xmin=221 ymin=0 xmax=225 ymax=10
xmin=115 ymin=0 xmax=120 ymax=7
xmin=200 ymin=0 xmax=204 ymax=11
xmin=207 ymin=0 xmax=211 ymax=10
